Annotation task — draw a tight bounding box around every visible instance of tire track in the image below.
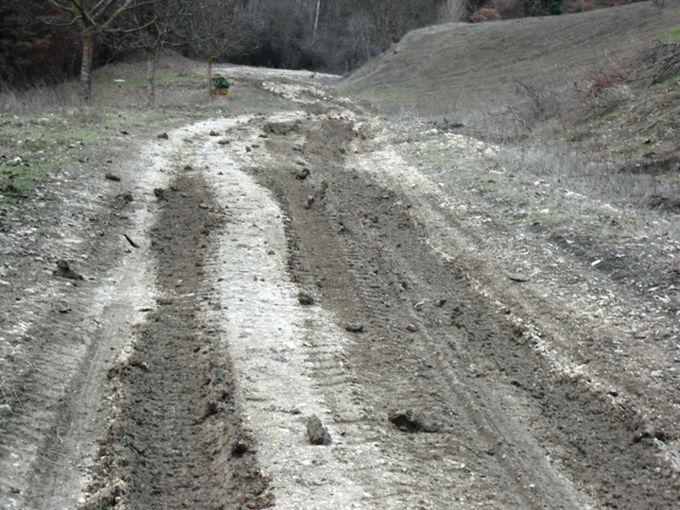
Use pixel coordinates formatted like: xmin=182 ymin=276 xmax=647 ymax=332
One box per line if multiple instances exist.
xmin=82 ymin=154 xmax=270 ymax=509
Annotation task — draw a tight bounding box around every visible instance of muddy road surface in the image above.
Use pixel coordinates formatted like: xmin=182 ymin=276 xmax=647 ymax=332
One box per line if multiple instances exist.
xmin=1 ymin=67 xmax=678 ymax=509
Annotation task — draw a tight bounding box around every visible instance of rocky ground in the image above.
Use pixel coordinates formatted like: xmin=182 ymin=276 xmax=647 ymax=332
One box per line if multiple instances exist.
xmin=0 ymin=65 xmax=678 ymax=509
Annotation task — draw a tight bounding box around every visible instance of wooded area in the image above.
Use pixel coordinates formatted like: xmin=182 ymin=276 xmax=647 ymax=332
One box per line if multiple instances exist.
xmin=1 ymin=0 xmax=645 ymax=98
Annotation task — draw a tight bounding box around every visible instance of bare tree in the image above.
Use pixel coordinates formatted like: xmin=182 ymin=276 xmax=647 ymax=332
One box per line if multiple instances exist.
xmin=313 ymin=0 xmax=321 ymax=40
xmin=182 ymin=0 xmax=251 ymax=99
xmin=43 ymin=0 xmax=157 ymax=103
xmin=117 ymin=0 xmax=189 ymax=105
xmin=439 ymin=0 xmax=466 ymax=21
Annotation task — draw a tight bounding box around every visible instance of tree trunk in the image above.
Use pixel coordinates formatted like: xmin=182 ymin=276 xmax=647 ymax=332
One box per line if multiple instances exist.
xmin=207 ymin=57 xmax=213 ymax=99
xmin=146 ymin=49 xmax=158 ymax=106
xmin=80 ymin=30 xmax=95 ymax=104
xmin=313 ymin=0 xmax=321 ymax=40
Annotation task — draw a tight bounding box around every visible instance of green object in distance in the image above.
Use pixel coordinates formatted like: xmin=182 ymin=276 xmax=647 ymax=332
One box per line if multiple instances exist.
xmin=212 ymin=75 xmax=231 ymax=89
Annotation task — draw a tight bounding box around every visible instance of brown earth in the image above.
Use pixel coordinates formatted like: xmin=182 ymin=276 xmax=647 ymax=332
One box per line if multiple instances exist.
xmin=0 ymin=32 xmax=678 ymax=510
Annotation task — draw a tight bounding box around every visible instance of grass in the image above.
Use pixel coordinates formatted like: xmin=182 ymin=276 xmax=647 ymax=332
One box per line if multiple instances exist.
xmin=343 ymin=1 xmax=680 ymax=131
xmin=659 ymin=27 xmax=680 ymax=43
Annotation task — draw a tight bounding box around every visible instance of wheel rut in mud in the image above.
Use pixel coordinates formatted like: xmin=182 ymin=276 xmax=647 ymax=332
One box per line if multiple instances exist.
xmin=84 ymin=173 xmax=270 ymax=510
xmin=248 ymin=114 xmax=680 ymax=509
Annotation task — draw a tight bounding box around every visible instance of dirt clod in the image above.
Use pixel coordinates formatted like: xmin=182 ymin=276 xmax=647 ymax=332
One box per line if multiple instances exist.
xmin=303 ymin=196 xmax=315 ymax=209
xmin=343 ymin=322 xmax=364 ymax=333
xmin=153 ymin=188 xmax=167 ymax=201
xmin=231 ymin=441 xmax=249 ymax=458
xmin=117 ymin=191 xmax=133 ymax=203
xmin=388 ymin=409 xmax=438 ymax=433
xmin=263 ymin=121 xmax=301 ymax=136
xmin=306 ymin=415 xmax=332 ymax=445
xmin=297 ymin=291 xmax=315 ymax=306
xmin=54 ymin=259 xmax=84 ymax=280
xmin=293 ymin=168 xmax=310 ymax=180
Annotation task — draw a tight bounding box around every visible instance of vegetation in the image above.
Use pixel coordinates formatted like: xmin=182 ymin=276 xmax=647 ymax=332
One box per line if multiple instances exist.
xmin=1 ymin=0 xmax=655 ymax=99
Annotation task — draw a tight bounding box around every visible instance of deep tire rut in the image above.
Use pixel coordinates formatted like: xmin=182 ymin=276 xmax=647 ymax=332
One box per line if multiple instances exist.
xmin=250 ymin=113 xmax=680 ymax=509
xmin=83 ymin=173 xmax=270 ymax=510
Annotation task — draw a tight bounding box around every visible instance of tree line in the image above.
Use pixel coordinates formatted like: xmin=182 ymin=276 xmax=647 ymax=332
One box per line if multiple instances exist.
xmin=1 ymin=0 xmax=644 ymax=102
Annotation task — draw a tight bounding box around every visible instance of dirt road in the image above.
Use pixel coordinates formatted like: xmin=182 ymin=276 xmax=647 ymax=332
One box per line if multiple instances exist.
xmin=1 ymin=67 xmax=678 ymax=509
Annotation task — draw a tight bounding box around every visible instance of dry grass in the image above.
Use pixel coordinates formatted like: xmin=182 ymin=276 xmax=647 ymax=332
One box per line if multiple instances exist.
xmin=342 ymin=1 xmax=680 ymax=131
xmin=494 ymin=143 xmax=678 ymax=212
xmin=0 ymin=82 xmax=80 ymax=114
xmin=0 ymin=53 xmax=207 ymax=114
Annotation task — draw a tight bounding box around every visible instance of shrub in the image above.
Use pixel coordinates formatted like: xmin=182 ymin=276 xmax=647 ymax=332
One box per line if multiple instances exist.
xmin=470 ymin=7 xmax=501 ymax=22
xmin=494 ymin=0 xmax=527 ymax=19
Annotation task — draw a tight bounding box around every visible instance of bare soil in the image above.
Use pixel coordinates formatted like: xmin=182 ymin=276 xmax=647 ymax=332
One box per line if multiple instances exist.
xmin=1 ymin=55 xmax=678 ymax=510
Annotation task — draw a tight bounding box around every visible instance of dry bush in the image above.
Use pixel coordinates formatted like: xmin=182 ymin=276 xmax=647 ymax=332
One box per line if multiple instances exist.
xmin=496 ymin=143 xmax=677 ymax=209
xmin=439 ymin=0 xmax=466 ymax=21
xmin=470 ymin=7 xmax=502 ymax=22
xmin=562 ymin=0 xmax=597 ymax=12
xmin=634 ymin=42 xmax=680 ymax=85
xmin=493 ymin=0 xmax=527 ymax=18
xmin=0 ymin=82 xmax=80 ymax=113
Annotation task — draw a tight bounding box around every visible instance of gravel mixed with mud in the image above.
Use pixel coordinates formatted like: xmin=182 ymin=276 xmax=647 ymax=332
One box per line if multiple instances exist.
xmin=1 ymin=66 xmax=678 ymax=509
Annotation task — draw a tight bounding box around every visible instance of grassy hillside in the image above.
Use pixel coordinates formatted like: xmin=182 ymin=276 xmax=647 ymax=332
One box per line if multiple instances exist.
xmin=342 ymin=1 xmax=680 ymax=131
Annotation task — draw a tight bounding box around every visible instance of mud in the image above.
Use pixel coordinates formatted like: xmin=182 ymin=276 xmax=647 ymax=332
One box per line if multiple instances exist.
xmin=83 ymin=174 xmax=271 ymax=509
xmin=1 ymin=67 xmax=678 ymax=510
xmin=247 ymin=111 xmax=680 ymax=509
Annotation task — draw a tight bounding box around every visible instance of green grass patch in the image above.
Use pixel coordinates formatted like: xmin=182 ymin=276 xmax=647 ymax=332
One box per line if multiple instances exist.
xmin=658 ymin=27 xmax=680 ymax=44
xmin=354 ymin=86 xmax=418 ymax=105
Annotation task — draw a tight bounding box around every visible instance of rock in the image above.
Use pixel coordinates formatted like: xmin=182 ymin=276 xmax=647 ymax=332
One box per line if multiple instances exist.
xmin=9 ymin=157 xmax=22 ymax=167
xmin=105 ymin=173 xmax=121 ymax=182
xmin=388 ymin=408 xmax=439 ymax=433
xmin=157 ymin=132 xmax=169 ymax=139
xmin=344 ymin=322 xmax=364 ymax=333
xmin=209 ymin=130 xmax=220 ymax=136
xmin=303 ymin=196 xmax=315 ymax=210
xmin=117 ymin=191 xmax=133 ymax=203
xmin=218 ymin=139 xmax=230 ymax=145
xmin=156 ymin=297 xmax=174 ymax=306
xmin=153 ymin=188 xmax=167 ymax=201
xmin=54 ymin=260 xmax=84 ymax=280
xmin=435 ymin=299 xmax=447 ymax=308
xmin=293 ymin=168 xmax=310 ymax=180
xmin=306 ymin=415 xmax=331 ymax=445
xmin=183 ymin=164 xmax=193 ymax=171
xmin=245 ymin=146 xmax=252 ymax=153
xmin=297 ymin=291 xmax=315 ymax=306
xmin=633 ymin=420 xmax=667 ymax=443
xmin=405 ymin=324 xmax=418 ymax=332
xmin=507 ymin=273 xmax=529 ymax=283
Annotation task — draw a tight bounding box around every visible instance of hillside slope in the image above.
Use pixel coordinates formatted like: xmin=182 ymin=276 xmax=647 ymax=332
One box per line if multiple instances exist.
xmin=342 ymin=1 xmax=680 ymax=128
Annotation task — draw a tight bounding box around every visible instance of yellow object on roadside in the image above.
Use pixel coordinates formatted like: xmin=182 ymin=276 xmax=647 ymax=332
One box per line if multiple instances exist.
xmin=217 ymin=88 xmax=229 ymax=98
